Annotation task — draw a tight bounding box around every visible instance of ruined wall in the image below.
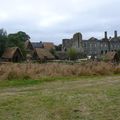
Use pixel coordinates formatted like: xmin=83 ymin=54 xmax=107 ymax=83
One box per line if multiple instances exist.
xmin=72 ymin=33 xmax=84 ymax=52
xmin=62 ymin=31 xmax=120 ymax=56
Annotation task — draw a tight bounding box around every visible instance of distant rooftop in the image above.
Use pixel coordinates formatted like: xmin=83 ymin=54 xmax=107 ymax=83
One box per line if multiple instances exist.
xmin=31 ymin=42 xmax=43 ymax=48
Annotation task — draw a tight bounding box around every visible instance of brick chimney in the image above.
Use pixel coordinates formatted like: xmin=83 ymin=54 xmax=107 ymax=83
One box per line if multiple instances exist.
xmin=104 ymin=31 xmax=108 ymax=39
xmin=114 ymin=30 xmax=117 ymax=38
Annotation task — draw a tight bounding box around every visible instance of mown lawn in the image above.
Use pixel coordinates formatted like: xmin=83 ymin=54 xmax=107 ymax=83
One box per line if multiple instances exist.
xmin=0 ymin=76 xmax=120 ymax=120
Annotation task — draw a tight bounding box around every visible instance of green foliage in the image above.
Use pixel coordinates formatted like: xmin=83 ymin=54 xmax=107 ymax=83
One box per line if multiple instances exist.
xmin=117 ymin=50 xmax=120 ymax=59
xmin=67 ymin=48 xmax=78 ymax=60
xmin=55 ymin=44 xmax=62 ymax=51
xmin=0 ymin=29 xmax=31 ymax=57
xmin=7 ymin=31 xmax=30 ymax=57
xmin=77 ymin=52 xmax=87 ymax=59
xmin=0 ymin=29 xmax=8 ymax=57
xmin=50 ymin=48 xmax=56 ymax=56
xmin=98 ymin=55 xmax=109 ymax=62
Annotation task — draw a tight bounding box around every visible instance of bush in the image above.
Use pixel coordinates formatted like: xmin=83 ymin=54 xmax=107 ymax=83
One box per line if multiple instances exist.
xmin=67 ymin=48 xmax=78 ymax=60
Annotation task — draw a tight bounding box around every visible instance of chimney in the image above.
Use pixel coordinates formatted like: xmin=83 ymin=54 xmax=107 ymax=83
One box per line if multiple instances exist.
xmin=114 ymin=30 xmax=117 ymax=38
xmin=104 ymin=31 xmax=108 ymax=39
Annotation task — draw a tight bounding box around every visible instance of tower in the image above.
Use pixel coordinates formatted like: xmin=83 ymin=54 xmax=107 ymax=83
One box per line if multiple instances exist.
xmin=72 ymin=32 xmax=84 ymax=52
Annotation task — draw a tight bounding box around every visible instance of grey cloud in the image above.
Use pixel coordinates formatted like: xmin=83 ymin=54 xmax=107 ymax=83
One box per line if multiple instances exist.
xmin=0 ymin=0 xmax=120 ymax=44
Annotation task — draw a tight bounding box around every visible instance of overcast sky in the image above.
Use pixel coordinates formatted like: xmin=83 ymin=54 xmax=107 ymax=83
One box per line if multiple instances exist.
xmin=0 ymin=0 xmax=120 ymax=44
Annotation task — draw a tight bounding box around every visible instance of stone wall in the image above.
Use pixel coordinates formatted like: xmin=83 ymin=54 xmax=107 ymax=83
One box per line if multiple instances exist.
xmin=62 ymin=31 xmax=120 ymax=56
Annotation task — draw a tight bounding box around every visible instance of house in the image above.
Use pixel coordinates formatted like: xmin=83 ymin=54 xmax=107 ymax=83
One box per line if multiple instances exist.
xmin=31 ymin=41 xmax=43 ymax=48
xmin=1 ymin=47 xmax=23 ymax=62
xmin=103 ymin=51 xmax=119 ymax=63
xmin=25 ymin=40 xmax=34 ymax=61
xmin=43 ymin=42 xmax=55 ymax=51
xmin=25 ymin=40 xmax=34 ymax=52
xmin=33 ymin=48 xmax=55 ymax=62
xmin=31 ymin=41 xmax=55 ymax=50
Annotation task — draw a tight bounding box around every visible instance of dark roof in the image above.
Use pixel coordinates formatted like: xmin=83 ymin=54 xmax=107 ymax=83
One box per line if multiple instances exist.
xmin=32 ymin=42 xmax=43 ymax=48
xmin=2 ymin=47 xmax=23 ymax=59
xmin=35 ymin=48 xmax=55 ymax=60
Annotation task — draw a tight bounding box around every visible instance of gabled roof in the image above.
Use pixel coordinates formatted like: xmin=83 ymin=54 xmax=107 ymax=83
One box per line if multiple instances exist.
xmin=35 ymin=48 xmax=55 ymax=60
xmin=32 ymin=42 xmax=43 ymax=48
xmin=25 ymin=40 xmax=34 ymax=50
xmin=110 ymin=37 xmax=120 ymax=42
xmin=43 ymin=42 xmax=55 ymax=50
xmin=2 ymin=47 xmax=23 ymax=59
xmin=104 ymin=51 xmax=117 ymax=60
xmin=88 ymin=37 xmax=98 ymax=41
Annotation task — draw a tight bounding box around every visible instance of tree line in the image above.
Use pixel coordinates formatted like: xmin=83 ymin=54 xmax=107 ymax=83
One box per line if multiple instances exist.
xmin=0 ymin=28 xmax=30 ymax=57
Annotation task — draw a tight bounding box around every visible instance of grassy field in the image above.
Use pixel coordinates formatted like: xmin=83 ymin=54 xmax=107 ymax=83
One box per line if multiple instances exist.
xmin=0 ymin=75 xmax=120 ymax=120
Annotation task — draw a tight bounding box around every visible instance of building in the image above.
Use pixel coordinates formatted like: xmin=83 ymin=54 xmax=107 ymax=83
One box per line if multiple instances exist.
xmin=25 ymin=40 xmax=35 ymax=61
xmin=31 ymin=41 xmax=44 ymax=48
xmin=63 ymin=33 xmax=83 ymax=52
xmin=62 ymin=31 xmax=120 ymax=57
xmin=1 ymin=47 xmax=23 ymax=62
xmin=103 ymin=51 xmax=119 ymax=63
xmin=33 ymin=48 xmax=55 ymax=62
xmin=43 ymin=42 xmax=55 ymax=51
xmin=31 ymin=41 xmax=55 ymax=51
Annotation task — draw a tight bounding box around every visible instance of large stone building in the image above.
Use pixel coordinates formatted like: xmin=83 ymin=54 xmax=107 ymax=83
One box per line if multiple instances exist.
xmin=62 ymin=31 xmax=120 ymax=57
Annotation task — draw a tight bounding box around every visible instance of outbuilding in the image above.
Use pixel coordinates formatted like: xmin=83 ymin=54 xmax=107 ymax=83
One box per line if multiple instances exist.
xmin=2 ymin=47 xmax=23 ymax=62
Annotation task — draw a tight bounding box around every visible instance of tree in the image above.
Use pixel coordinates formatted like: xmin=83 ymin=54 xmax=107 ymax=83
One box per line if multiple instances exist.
xmin=117 ymin=50 xmax=120 ymax=62
xmin=8 ymin=31 xmax=30 ymax=43
xmin=117 ymin=50 xmax=120 ymax=57
xmin=67 ymin=48 xmax=78 ymax=60
xmin=55 ymin=44 xmax=62 ymax=51
xmin=0 ymin=29 xmax=8 ymax=57
xmin=8 ymin=31 xmax=30 ymax=57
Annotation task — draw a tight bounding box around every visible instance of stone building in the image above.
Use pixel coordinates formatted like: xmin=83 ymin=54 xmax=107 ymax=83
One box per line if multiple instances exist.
xmin=63 ymin=33 xmax=83 ymax=52
xmin=62 ymin=31 xmax=120 ymax=57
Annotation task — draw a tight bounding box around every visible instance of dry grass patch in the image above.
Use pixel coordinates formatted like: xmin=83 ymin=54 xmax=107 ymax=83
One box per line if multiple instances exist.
xmin=0 ymin=62 xmax=120 ymax=80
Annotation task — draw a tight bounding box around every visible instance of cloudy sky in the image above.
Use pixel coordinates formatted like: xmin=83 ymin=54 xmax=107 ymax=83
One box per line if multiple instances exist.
xmin=0 ymin=0 xmax=120 ymax=44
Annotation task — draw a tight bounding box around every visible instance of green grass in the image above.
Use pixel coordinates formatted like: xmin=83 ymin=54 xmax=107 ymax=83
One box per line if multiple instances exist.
xmin=0 ymin=76 xmax=103 ymax=88
xmin=0 ymin=75 xmax=120 ymax=120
